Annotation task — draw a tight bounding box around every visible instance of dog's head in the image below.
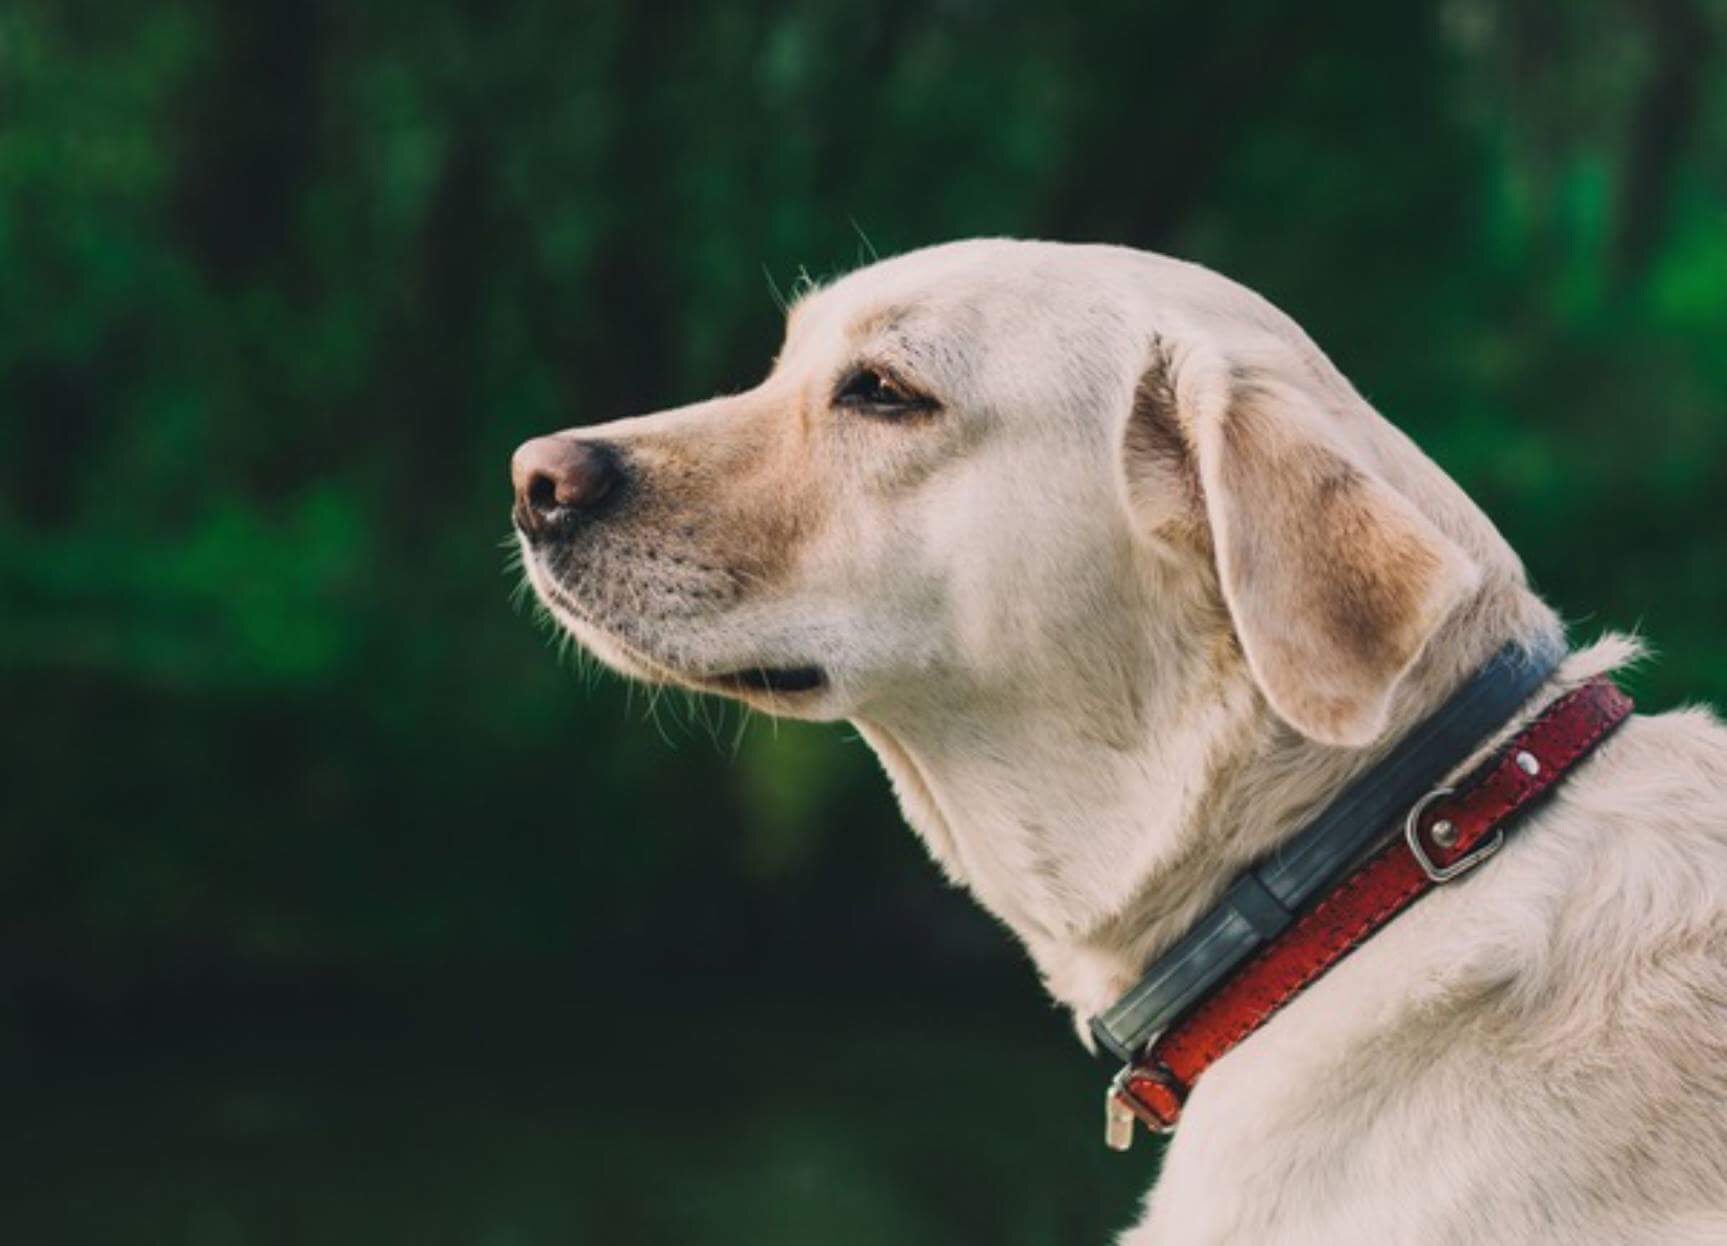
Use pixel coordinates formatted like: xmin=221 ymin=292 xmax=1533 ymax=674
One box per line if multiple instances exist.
xmin=513 ymin=240 xmax=1518 ymax=748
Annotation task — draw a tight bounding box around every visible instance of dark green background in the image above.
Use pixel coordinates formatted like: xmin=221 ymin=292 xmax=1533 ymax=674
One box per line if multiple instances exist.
xmin=3 ymin=2 xmax=1724 ymax=1242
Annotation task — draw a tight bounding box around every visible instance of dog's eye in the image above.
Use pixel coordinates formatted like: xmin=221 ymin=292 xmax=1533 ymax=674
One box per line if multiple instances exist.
xmin=833 ymin=366 xmax=933 ymax=414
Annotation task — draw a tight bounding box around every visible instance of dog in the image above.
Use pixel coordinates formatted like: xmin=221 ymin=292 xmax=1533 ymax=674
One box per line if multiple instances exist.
xmin=510 ymin=240 xmax=1727 ymax=1244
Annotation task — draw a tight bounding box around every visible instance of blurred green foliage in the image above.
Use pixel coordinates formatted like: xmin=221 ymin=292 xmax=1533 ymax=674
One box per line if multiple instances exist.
xmin=1 ymin=0 xmax=1725 ymax=1174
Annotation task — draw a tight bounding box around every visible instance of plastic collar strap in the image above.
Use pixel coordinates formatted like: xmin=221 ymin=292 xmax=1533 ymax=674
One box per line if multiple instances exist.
xmin=1090 ymin=641 xmax=1564 ymax=1064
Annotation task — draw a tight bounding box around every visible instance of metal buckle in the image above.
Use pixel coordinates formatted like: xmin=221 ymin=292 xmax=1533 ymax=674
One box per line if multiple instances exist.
xmin=1104 ymin=1071 xmax=1138 ymax=1152
xmin=1105 ymin=1060 xmax=1180 ymax=1150
xmin=1404 ymin=786 xmax=1502 ymax=882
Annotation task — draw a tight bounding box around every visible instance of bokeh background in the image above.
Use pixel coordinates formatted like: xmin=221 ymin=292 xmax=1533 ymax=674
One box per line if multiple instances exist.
xmin=4 ymin=1 xmax=1725 ymax=1242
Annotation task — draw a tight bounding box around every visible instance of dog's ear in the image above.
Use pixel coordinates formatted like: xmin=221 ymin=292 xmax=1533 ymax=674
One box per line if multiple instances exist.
xmin=1124 ymin=344 xmax=1480 ymax=747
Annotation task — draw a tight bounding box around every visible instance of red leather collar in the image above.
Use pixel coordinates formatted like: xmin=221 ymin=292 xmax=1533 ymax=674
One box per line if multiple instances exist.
xmin=1107 ymin=675 xmax=1633 ymax=1143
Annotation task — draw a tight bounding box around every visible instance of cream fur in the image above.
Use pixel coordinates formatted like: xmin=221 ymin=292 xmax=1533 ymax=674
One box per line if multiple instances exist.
xmin=513 ymin=240 xmax=1727 ymax=1243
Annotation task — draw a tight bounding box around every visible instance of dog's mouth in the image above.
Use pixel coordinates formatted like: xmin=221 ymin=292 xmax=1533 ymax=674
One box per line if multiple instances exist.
xmin=702 ymin=665 xmax=828 ymax=696
xmin=524 ymin=554 xmax=831 ymax=702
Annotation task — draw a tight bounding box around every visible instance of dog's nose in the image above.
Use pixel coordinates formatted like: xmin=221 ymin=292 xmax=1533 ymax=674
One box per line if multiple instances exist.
xmin=511 ymin=436 xmax=624 ymax=537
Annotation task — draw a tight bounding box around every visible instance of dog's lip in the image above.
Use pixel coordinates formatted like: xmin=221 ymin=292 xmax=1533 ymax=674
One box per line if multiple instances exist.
xmin=524 ymin=558 xmax=828 ymax=698
xmin=702 ymin=665 xmax=828 ymax=696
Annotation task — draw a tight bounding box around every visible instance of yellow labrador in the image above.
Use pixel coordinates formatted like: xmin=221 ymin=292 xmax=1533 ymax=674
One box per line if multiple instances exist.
xmin=511 ymin=241 xmax=1727 ymax=1244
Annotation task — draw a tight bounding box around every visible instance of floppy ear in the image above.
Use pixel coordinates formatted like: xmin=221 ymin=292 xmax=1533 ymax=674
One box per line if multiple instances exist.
xmin=1127 ymin=347 xmax=1480 ymax=747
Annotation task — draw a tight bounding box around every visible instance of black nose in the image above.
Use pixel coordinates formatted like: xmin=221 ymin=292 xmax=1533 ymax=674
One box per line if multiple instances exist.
xmin=511 ymin=436 xmax=624 ymax=537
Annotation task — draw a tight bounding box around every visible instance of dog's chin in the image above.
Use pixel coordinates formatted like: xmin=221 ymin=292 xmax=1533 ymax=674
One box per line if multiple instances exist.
xmin=688 ymin=663 xmax=829 ymax=702
xmin=599 ymin=639 xmax=835 ymax=716
xmin=533 ymin=587 xmax=836 ymax=716
xmin=636 ymin=653 xmax=834 ymax=714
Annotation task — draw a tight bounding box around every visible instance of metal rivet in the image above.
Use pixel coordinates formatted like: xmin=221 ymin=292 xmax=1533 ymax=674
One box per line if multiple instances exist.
xmin=1430 ymin=818 xmax=1458 ymax=848
xmin=1515 ymin=750 xmax=1540 ymax=776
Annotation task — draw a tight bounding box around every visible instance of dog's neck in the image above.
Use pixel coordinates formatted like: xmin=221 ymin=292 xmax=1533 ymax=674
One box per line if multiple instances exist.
xmin=853 ymin=568 xmax=1564 ymax=1036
